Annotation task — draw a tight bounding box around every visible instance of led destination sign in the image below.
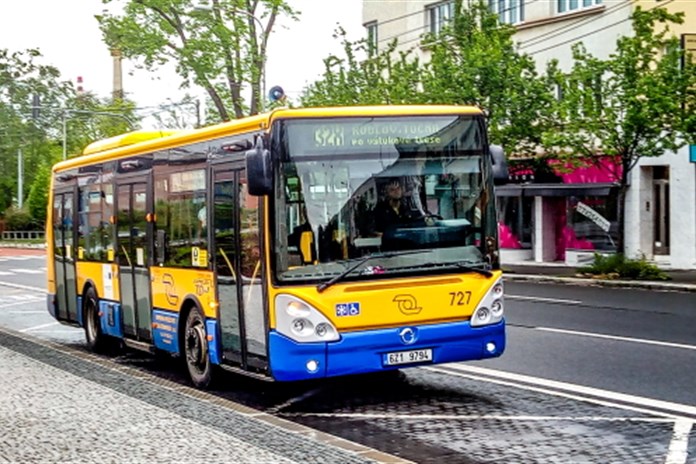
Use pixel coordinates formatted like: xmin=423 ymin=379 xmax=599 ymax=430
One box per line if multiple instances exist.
xmin=286 ymin=116 xmax=482 ymax=156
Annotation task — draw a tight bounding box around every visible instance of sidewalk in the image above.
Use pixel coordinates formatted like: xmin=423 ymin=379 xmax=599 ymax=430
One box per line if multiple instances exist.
xmin=503 ymin=261 xmax=696 ymax=292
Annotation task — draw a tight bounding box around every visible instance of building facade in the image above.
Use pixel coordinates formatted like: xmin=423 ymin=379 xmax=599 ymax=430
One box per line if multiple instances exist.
xmin=362 ymin=0 xmax=696 ymax=269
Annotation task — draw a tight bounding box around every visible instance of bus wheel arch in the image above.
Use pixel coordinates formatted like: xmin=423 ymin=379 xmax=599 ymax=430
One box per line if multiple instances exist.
xmin=179 ymin=299 xmax=213 ymax=389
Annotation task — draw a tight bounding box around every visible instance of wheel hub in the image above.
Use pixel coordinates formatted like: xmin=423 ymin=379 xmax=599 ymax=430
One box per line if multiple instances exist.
xmin=186 ymin=323 xmax=208 ymax=367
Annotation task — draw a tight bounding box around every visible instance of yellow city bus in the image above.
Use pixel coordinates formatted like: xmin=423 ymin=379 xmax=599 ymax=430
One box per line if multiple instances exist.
xmin=46 ymin=105 xmax=509 ymax=388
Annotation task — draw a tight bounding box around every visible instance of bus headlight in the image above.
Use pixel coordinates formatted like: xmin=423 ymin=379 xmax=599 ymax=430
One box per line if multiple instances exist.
xmin=491 ymin=300 xmax=503 ymax=317
xmin=275 ymin=295 xmax=340 ymax=343
xmin=471 ymin=277 xmax=504 ymax=327
xmin=291 ymin=318 xmax=314 ymax=337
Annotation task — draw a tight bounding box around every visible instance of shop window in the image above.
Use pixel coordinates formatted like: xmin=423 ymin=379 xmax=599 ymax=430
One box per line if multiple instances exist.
xmin=566 ymin=195 xmax=617 ymax=251
xmin=497 ymin=196 xmax=533 ymax=249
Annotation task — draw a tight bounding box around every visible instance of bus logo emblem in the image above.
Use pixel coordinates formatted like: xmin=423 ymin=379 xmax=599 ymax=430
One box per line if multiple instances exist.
xmin=393 ymin=294 xmax=422 ymax=315
xmin=399 ymin=328 xmax=417 ymax=345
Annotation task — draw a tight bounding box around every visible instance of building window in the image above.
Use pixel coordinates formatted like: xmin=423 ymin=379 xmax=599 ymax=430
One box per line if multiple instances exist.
xmin=558 ymin=0 xmax=601 ymax=14
xmin=497 ymin=196 xmax=533 ymax=249
xmin=489 ymin=0 xmax=524 ymax=24
xmin=428 ymin=1 xmax=455 ymax=35
xmin=365 ymin=22 xmax=378 ymax=52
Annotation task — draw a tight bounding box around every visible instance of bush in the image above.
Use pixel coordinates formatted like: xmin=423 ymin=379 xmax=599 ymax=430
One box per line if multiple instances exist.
xmin=577 ymin=253 xmax=670 ymax=281
xmin=3 ymin=207 xmax=38 ymax=231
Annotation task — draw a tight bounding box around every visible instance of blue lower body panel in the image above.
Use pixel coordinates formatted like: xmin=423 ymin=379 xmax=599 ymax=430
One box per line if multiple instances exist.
xmin=152 ymin=310 xmax=180 ymax=353
xmin=99 ymin=301 xmax=123 ymax=338
xmin=269 ymin=320 xmax=505 ymax=381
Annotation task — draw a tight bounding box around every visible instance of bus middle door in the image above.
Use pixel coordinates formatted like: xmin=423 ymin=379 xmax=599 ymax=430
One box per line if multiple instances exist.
xmin=212 ymin=167 xmax=267 ymax=370
xmin=116 ymin=179 xmax=153 ymax=342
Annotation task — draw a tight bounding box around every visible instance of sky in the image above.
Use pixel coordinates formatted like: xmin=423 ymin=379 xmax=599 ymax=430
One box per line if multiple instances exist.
xmin=0 ymin=0 xmax=363 ymax=125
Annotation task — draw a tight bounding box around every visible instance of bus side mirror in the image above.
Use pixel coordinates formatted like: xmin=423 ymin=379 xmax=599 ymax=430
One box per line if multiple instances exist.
xmin=490 ymin=145 xmax=508 ymax=186
xmin=246 ymin=138 xmax=272 ymax=196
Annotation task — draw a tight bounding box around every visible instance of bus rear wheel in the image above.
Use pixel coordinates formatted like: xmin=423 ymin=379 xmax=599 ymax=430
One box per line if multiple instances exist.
xmin=83 ymin=287 xmax=107 ymax=352
xmin=184 ymin=307 xmax=213 ymax=389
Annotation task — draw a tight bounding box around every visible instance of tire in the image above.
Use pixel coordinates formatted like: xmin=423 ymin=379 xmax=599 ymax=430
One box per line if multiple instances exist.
xmin=183 ymin=306 xmax=213 ymax=389
xmin=83 ymin=287 xmax=107 ymax=352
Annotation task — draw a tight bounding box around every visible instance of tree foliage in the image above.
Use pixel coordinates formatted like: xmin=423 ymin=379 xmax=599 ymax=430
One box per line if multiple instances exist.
xmin=301 ymin=1 xmax=554 ymax=154
xmin=301 ymin=28 xmax=425 ymax=107
xmin=542 ymin=7 xmax=696 ymax=252
xmin=0 ymin=48 xmax=139 ymax=222
xmin=98 ymin=0 xmax=297 ymax=121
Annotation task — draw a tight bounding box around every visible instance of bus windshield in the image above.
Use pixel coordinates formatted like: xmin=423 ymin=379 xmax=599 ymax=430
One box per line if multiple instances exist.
xmin=273 ymin=115 xmax=497 ymax=283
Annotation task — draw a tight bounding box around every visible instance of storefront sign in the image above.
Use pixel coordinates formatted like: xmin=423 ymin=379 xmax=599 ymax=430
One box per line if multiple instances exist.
xmin=576 ymin=201 xmax=611 ymax=232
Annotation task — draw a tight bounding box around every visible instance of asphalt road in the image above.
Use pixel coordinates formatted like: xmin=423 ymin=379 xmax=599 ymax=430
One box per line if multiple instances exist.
xmin=2 ymin=251 xmax=695 ymax=464
xmin=478 ymin=281 xmax=696 ymax=406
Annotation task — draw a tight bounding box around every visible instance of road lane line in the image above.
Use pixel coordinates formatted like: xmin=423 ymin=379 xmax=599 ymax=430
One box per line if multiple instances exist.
xmin=9 ymin=269 xmax=44 ymax=274
xmin=0 ymin=281 xmax=45 ymax=292
xmin=536 ymin=327 xmax=696 ymax=351
xmin=281 ymin=412 xmax=675 ymax=422
xmin=6 ymin=310 xmax=48 ymax=314
xmin=664 ymin=419 xmax=693 ymax=464
xmin=438 ymin=365 xmax=696 ymax=419
xmin=19 ymin=322 xmax=59 ymax=333
xmin=427 ymin=366 xmax=684 ymax=420
xmin=0 ymin=301 xmax=45 ymax=310
xmin=506 ymin=294 xmax=582 ymax=305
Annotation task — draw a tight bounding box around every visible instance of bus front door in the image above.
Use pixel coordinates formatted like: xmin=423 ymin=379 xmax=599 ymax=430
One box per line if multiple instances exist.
xmin=52 ymin=191 xmax=78 ymax=322
xmin=116 ymin=181 xmax=153 ymax=341
xmin=212 ymin=167 xmax=266 ymax=369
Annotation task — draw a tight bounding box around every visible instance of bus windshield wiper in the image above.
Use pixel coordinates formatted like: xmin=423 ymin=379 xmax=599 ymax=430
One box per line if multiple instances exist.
xmin=316 ymin=250 xmax=428 ymax=293
xmin=410 ymin=261 xmax=493 ymax=277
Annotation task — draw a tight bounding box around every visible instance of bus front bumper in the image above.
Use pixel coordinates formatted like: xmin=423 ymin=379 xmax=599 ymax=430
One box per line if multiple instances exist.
xmin=268 ymin=319 xmax=505 ymax=382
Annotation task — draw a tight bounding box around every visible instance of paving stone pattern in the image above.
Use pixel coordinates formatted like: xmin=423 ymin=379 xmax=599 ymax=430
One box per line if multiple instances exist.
xmin=0 ymin=330 xmax=378 ymax=464
xmin=283 ymin=368 xmax=693 ymax=464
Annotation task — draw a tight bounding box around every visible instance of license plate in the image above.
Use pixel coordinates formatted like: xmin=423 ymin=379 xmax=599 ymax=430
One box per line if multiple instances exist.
xmin=385 ymin=349 xmax=433 ymax=366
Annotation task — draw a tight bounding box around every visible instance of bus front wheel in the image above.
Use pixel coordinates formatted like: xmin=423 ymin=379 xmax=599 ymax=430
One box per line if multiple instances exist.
xmin=184 ymin=307 xmax=213 ymax=389
xmin=83 ymin=287 xmax=107 ymax=352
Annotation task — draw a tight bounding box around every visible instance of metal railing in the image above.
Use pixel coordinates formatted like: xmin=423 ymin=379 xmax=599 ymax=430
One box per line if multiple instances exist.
xmin=1 ymin=230 xmax=45 ymax=241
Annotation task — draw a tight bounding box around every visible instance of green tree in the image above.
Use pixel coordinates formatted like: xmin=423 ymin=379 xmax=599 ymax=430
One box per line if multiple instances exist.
xmin=301 ymin=28 xmax=425 ymax=107
xmin=98 ymin=0 xmax=297 ymax=121
xmin=26 ymin=160 xmax=53 ymax=225
xmin=542 ymin=7 xmax=696 ymax=254
xmin=424 ymin=1 xmax=555 ymax=154
xmin=301 ymin=2 xmax=554 ymax=155
xmin=0 ymin=48 xmax=73 ymax=214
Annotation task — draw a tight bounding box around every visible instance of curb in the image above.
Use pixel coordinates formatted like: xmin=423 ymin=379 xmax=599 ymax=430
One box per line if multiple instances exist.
xmin=0 ymin=243 xmax=46 ymax=249
xmin=505 ymin=273 xmax=696 ymax=293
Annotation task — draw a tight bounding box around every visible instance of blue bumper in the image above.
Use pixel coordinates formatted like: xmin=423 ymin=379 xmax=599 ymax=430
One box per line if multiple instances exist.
xmin=268 ymin=319 xmax=505 ymax=381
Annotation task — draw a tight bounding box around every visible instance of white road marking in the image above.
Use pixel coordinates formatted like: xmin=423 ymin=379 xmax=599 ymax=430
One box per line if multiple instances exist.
xmin=282 ymin=412 xmax=675 ymax=422
xmin=9 ymin=269 xmax=44 ymax=274
xmin=0 ymin=281 xmax=45 ymax=292
xmin=0 ymin=300 xmax=44 ymax=310
xmin=0 ymin=271 xmax=12 ymax=276
xmin=507 ymin=294 xmax=582 ymax=305
xmin=19 ymin=322 xmax=59 ymax=333
xmin=436 ymin=365 xmax=696 ymax=419
xmin=664 ymin=419 xmax=693 ymax=464
xmin=536 ymin=327 xmax=696 ymax=351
